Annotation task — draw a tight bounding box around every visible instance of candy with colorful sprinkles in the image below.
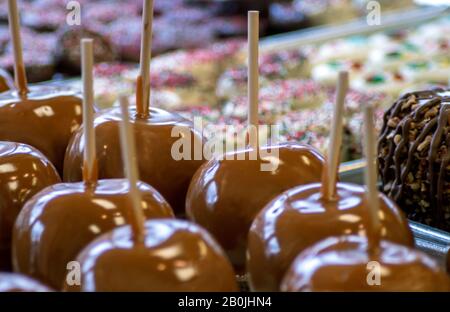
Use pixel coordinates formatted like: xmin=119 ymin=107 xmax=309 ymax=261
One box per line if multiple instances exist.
xmin=217 ymin=48 xmax=310 ymax=99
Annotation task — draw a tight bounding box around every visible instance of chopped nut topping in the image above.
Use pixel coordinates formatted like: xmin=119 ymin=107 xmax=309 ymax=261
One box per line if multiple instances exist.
xmin=424 ymin=106 xmax=438 ymax=119
xmin=387 ymin=117 xmax=400 ymax=128
xmin=401 ymin=95 xmax=417 ymax=110
xmin=407 ymin=172 xmax=414 ymax=183
xmin=417 ymin=135 xmax=432 ymax=152
xmin=394 ymin=134 xmax=402 ymax=145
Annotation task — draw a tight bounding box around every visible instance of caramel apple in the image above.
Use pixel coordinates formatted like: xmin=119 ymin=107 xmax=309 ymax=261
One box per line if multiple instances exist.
xmin=65 ymin=219 xmax=238 ymax=292
xmin=0 ymin=68 xmax=13 ymax=93
xmin=63 ymin=0 xmax=203 ymax=215
xmin=187 ymin=144 xmax=324 ymax=272
xmin=0 ymin=0 xmax=82 ymax=175
xmin=247 ymin=76 xmax=414 ymax=291
xmin=0 ymin=86 xmax=82 ymax=175
xmin=247 ymin=182 xmax=414 ymax=291
xmin=281 ymin=235 xmax=450 ymax=291
xmin=0 ymin=273 xmax=52 ymax=292
xmin=280 ymin=104 xmax=445 ymax=292
xmin=13 ymin=179 xmax=174 ymax=290
xmin=186 ymin=12 xmax=324 ymax=272
xmin=0 ymin=141 xmax=60 ymax=270
xmin=64 ymin=107 xmax=202 ymax=215
xmin=12 ymin=40 xmax=174 ymax=290
xmin=64 ymin=96 xmax=237 ymax=292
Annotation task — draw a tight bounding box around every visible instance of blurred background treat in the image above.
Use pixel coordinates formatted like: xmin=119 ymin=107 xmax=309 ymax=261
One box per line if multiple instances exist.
xmin=0 ymin=0 xmax=418 ymax=78
xmin=2 ymin=0 xmax=446 ymax=161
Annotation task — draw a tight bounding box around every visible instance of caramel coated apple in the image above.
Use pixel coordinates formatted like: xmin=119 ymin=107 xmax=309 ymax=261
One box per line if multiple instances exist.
xmin=0 ymin=86 xmax=82 ymax=174
xmin=64 ymin=219 xmax=238 ymax=292
xmin=281 ymin=235 xmax=450 ymax=291
xmin=13 ymin=179 xmax=174 ymax=290
xmin=248 ymin=182 xmax=414 ymax=291
xmin=0 ymin=273 xmax=52 ymax=292
xmin=186 ymin=143 xmax=324 ymax=272
xmin=64 ymin=106 xmax=204 ymax=215
xmin=0 ymin=142 xmax=60 ymax=270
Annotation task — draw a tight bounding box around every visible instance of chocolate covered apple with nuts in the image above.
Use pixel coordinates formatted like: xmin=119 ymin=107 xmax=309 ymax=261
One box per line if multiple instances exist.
xmin=378 ymin=88 xmax=450 ymax=231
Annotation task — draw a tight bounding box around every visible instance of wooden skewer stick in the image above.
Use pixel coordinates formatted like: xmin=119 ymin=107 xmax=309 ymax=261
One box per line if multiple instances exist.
xmin=322 ymin=71 xmax=349 ymax=200
xmin=247 ymin=11 xmax=259 ymax=150
xmin=7 ymin=0 xmax=28 ymax=94
xmin=363 ymin=104 xmax=381 ymax=246
xmin=81 ymin=39 xmax=97 ymax=184
xmin=137 ymin=0 xmax=154 ymax=118
xmin=119 ymin=95 xmax=146 ymax=244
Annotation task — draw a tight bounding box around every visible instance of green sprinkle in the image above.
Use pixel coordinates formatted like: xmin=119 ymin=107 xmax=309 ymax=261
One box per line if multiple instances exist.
xmin=404 ymin=42 xmax=419 ymax=51
xmin=367 ymin=74 xmax=385 ymax=84
xmin=387 ymin=51 xmax=402 ymax=59
xmin=408 ymin=61 xmax=429 ymax=69
xmin=328 ymin=60 xmax=341 ymax=68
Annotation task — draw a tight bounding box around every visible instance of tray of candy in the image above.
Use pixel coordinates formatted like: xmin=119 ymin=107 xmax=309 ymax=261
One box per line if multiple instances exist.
xmin=339 ymin=161 xmax=450 ymax=268
xmin=37 ymin=6 xmax=450 ymax=269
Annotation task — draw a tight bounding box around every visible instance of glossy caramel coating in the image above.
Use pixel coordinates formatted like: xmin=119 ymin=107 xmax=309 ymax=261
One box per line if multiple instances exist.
xmin=186 ymin=143 xmax=324 ymax=272
xmin=0 ymin=142 xmax=60 ymax=270
xmin=13 ymin=179 xmax=174 ymax=290
xmin=248 ymin=182 xmax=414 ymax=291
xmin=0 ymin=273 xmax=52 ymax=292
xmin=281 ymin=235 xmax=450 ymax=291
xmin=0 ymin=86 xmax=83 ymax=174
xmin=65 ymin=219 xmax=238 ymax=292
xmin=64 ymin=106 xmax=204 ymax=215
xmin=0 ymin=69 xmax=14 ymax=93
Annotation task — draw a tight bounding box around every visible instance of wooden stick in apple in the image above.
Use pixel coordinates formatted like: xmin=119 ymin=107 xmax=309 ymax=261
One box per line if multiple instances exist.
xmin=136 ymin=0 xmax=154 ymax=118
xmin=247 ymin=11 xmax=259 ymax=150
xmin=119 ymin=95 xmax=146 ymax=244
xmin=321 ymin=71 xmax=349 ymax=200
xmin=81 ymin=39 xmax=98 ymax=184
xmin=7 ymin=0 xmax=28 ymax=94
